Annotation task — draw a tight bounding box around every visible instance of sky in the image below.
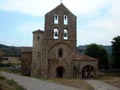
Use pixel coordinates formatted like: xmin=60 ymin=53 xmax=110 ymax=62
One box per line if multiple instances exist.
xmin=0 ymin=0 xmax=120 ymax=46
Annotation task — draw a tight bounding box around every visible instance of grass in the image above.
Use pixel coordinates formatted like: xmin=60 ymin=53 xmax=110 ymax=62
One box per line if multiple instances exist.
xmin=0 ymin=68 xmax=20 ymax=75
xmin=46 ymin=78 xmax=94 ymax=90
xmin=0 ymin=75 xmax=6 ymax=80
xmin=98 ymin=73 xmax=120 ymax=89
xmin=36 ymin=75 xmax=94 ymax=90
xmin=0 ymin=74 xmax=26 ymax=90
xmin=7 ymin=79 xmax=17 ymax=85
xmin=0 ymin=70 xmax=94 ymax=90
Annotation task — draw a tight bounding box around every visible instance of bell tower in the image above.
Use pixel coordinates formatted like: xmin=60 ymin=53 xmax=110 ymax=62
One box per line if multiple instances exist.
xmin=44 ymin=3 xmax=77 ymax=49
xmin=42 ymin=3 xmax=77 ymax=78
xmin=32 ymin=3 xmax=77 ymax=78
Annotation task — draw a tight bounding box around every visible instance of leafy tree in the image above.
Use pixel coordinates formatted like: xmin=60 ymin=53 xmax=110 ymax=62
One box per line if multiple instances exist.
xmin=111 ymin=36 xmax=120 ymax=69
xmin=0 ymin=56 xmax=3 ymax=67
xmin=0 ymin=57 xmax=2 ymax=63
xmin=85 ymin=44 xmax=109 ymax=69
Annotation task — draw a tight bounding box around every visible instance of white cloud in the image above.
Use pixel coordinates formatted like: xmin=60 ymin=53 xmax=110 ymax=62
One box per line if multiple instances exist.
xmin=2 ymin=21 xmax=44 ymax=46
xmin=77 ymin=15 xmax=120 ymax=45
xmin=108 ymin=0 xmax=120 ymax=16
xmin=0 ymin=0 xmax=59 ymax=16
xmin=17 ymin=22 xmax=44 ymax=36
xmin=0 ymin=38 xmax=32 ymax=46
xmin=75 ymin=0 xmax=120 ymax=45
xmin=86 ymin=16 xmax=120 ymax=35
xmin=63 ymin=0 xmax=112 ymax=16
xmin=0 ymin=0 xmax=114 ymax=16
xmin=77 ymin=28 xmax=114 ymax=45
xmin=0 ymin=0 xmax=120 ymax=46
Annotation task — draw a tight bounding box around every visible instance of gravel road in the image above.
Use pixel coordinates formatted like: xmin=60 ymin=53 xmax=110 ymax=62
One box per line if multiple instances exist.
xmin=85 ymin=80 xmax=120 ymax=90
xmin=0 ymin=72 xmax=80 ymax=90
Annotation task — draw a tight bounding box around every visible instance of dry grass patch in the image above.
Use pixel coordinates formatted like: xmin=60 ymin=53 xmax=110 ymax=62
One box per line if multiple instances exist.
xmin=46 ymin=78 xmax=94 ymax=90
xmin=100 ymin=76 xmax=120 ymax=88
xmin=0 ymin=79 xmax=16 ymax=90
xmin=98 ymin=73 xmax=120 ymax=89
xmin=0 ymin=74 xmax=26 ymax=90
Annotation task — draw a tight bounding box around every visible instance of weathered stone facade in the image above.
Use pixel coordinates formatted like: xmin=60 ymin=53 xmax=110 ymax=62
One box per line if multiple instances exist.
xmin=21 ymin=47 xmax=32 ymax=76
xmin=21 ymin=3 xmax=99 ymax=79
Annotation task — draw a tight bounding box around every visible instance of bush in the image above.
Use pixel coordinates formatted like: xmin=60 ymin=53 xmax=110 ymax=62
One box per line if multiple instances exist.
xmin=7 ymin=79 xmax=17 ymax=85
xmin=0 ymin=74 xmax=26 ymax=90
xmin=100 ymin=69 xmax=120 ymax=73
xmin=0 ymin=75 xmax=6 ymax=80
xmin=15 ymin=85 xmax=26 ymax=90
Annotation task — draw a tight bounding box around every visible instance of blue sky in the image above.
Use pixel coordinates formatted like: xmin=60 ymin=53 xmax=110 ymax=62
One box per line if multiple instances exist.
xmin=0 ymin=0 xmax=120 ymax=46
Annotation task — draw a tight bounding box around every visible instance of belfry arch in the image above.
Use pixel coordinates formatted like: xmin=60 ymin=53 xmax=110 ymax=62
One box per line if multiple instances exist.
xmin=82 ymin=65 xmax=94 ymax=79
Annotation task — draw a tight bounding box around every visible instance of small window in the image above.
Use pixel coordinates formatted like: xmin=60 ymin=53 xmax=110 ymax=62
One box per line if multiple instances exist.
xmin=53 ymin=28 xmax=59 ymax=39
xmin=58 ymin=48 xmax=63 ymax=57
xmin=38 ymin=52 xmax=39 ymax=56
xmin=54 ymin=14 xmax=58 ymax=24
xmin=37 ymin=36 xmax=40 ymax=40
xmin=63 ymin=29 xmax=68 ymax=40
xmin=64 ymin=15 xmax=68 ymax=25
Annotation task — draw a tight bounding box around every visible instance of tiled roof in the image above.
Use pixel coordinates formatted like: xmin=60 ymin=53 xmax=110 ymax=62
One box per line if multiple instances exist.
xmin=21 ymin=47 xmax=32 ymax=53
xmin=73 ymin=54 xmax=98 ymax=62
xmin=33 ymin=29 xmax=44 ymax=33
xmin=45 ymin=3 xmax=76 ymax=17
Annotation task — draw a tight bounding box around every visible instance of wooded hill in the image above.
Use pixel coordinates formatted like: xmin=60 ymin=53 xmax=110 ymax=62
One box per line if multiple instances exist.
xmin=0 ymin=44 xmax=112 ymax=56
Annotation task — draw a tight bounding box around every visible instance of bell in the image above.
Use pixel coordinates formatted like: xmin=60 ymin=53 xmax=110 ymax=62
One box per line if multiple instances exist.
xmin=64 ymin=32 xmax=67 ymax=37
xmin=55 ymin=15 xmax=58 ymax=20
xmin=64 ymin=15 xmax=67 ymax=20
xmin=55 ymin=31 xmax=58 ymax=36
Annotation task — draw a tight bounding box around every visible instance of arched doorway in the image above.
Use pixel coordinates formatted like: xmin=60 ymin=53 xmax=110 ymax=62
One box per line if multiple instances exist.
xmin=56 ymin=66 xmax=65 ymax=78
xmin=82 ymin=65 xmax=94 ymax=79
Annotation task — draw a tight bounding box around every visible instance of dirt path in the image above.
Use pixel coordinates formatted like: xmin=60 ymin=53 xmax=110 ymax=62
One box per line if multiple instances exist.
xmin=0 ymin=72 xmax=80 ymax=90
xmin=85 ymin=80 xmax=120 ymax=90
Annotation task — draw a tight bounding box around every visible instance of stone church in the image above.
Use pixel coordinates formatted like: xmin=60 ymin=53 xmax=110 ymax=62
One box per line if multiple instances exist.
xmin=21 ymin=3 xmax=99 ymax=79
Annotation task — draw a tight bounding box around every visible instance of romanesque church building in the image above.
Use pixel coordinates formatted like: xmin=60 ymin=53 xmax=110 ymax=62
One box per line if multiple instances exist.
xmin=21 ymin=3 xmax=99 ymax=79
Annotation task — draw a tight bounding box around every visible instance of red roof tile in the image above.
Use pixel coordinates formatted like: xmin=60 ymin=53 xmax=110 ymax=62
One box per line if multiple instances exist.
xmin=33 ymin=29 xmax=44 ymax=33
xmin=73 ymin=54 xmax=98 ymax=62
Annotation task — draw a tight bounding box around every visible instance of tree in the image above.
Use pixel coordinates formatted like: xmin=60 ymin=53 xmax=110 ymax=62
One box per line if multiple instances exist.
xmin=111 ymin=36 xmax=120 ymax=69
xmin=0 ymin=56 xmax=3 ymax=67
xmin=0 ymin=57 xmax=2 ymax=63
xmin=85 ymin=44 xmax=109 ymax=69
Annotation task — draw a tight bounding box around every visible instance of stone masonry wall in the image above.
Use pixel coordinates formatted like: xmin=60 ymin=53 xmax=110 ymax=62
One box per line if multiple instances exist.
xmin=21 ymin=47 xmax=32 ymax=76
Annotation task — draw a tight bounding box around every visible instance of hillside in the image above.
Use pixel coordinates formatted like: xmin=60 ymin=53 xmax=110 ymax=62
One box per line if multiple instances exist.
xmin=0 ymin=44 xmax=112 ymax=56
xmin=77 ymin=45 xmax=112 ymax=56
xmin=0 ymin=44 xmax=10 ymax=48
xmin=0 ymin=44 xmax=21 ymax=57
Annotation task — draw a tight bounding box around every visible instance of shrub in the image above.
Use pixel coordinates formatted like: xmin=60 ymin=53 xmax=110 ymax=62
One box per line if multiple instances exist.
xmin=0 ymin=75 xmax=6 ymax=80
xmin=7 ymin=79 xmax=17 ymax=85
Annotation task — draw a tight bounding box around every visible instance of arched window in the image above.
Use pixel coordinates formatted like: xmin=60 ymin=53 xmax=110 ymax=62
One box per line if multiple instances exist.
xmin=37 ymin=36 xmax=40 ymax=40
xmin=64 ymin=15 xmax=68 ymax=25
xmin=58 ymin=48 xmax=63 ymax=57
xmin=63 ymin=29 xmax=68 ymax=40
xmin=53 ymin=28 xmax=58 ymax=39
xmin=38 ymin=52 xmax=39 ymax=56
xmin=54 ymin=14 xmax=58 ymax=24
